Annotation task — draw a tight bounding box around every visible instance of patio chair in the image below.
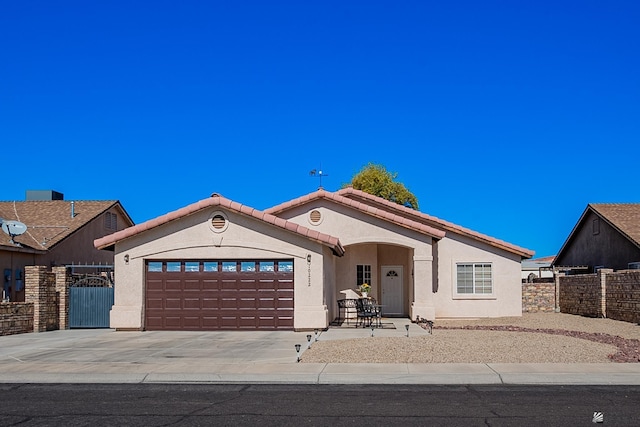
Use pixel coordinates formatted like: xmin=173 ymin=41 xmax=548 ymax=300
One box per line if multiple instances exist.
xmin=361 ymin=297 xmax=382 ymax=327
xmin=355 ymin=298 xmax=375 ymax=328
xmin=337 ymin=299 xmax=357 ymax=325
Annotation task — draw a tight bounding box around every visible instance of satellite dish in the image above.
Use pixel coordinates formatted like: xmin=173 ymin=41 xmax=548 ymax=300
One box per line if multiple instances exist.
xmin=0 ymin=219 xmax=27 ymax=244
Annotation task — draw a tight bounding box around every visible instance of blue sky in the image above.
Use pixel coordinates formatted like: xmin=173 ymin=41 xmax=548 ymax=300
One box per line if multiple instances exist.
xmin=1 ymin=1 xmax=638 ymax=258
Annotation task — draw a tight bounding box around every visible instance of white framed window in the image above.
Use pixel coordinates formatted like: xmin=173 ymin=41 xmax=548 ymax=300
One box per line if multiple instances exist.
xmin=456 ymin=263 xmax=492 ymax=295
xmin=356 ymin=264 xmax=371 ymax=287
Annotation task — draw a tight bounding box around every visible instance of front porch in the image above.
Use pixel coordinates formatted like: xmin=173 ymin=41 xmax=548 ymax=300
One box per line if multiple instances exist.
xmin=326 ymin=240 xmax=436 ymax=327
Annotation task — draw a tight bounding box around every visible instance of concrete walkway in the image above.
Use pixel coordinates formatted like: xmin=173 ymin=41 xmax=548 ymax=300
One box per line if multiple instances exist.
xmin=1 ymin=319 xmax=639 ymax=385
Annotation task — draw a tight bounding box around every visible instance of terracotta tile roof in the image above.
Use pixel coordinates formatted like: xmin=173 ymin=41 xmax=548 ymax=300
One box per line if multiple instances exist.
xmin=0 ymin=200 xmax=125 ymax=251
xmin=267 ymin=188 xmax=533 ymax=258
xmin=93 ymin=194 xmax=345 ymax=256
xmin=589 ymin=203 xmax=640 ymax=247
xmin=266 ymin=189 xmax=446 ymax=239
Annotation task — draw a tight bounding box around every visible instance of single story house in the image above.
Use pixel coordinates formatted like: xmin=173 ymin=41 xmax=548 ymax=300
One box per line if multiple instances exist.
xmin=553 ymin=203 xmax=640 ymax=273
xmin=95 ymin=188 xmax=534 ymax=331
xmin=1 ymin=190 xmax=133 ymax=302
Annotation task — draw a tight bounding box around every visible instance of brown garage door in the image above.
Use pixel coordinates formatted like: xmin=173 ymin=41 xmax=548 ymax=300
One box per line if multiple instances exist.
xmin=145 ymin=260 xmax=294 ymax=330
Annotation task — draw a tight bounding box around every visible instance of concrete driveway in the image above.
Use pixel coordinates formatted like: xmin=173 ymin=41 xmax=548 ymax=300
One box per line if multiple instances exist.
xmin=1 ymin=319 xmax=640 ymax=385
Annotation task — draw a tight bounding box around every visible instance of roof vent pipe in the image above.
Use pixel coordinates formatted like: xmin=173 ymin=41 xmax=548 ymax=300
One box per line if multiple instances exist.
xmin=71 ymin=201 xmax=75 ymax=218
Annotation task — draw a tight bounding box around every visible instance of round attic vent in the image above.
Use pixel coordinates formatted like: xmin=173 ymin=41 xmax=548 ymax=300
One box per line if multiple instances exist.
xmin=208 ymin=211 xmax=229 ymax=233
xmin=211 ymin=215 xmax=226 ymax=229
xmin=309 ymin=209 xmax=322 ymax=225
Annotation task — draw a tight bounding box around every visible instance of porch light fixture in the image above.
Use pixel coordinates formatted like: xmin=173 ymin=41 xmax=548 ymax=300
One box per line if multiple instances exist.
xmin=124 ymin=254 xmax=129 ymax=265
xmin=306 ymin=254 xmax=311 ymax=263
xmin=295 ymin=344 xmax=301 ymax=362
xmin=405 ymin=324 xmax=410 ymax=337
xmin=306 ymin=334 xmax=312 ymax=348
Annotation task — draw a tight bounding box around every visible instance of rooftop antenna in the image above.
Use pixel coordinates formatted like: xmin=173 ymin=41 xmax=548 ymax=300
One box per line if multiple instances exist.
xmin=0 ymin=218 xmax=27 ymax=245
xmin=309 ymin=165 xmax=329 ymax=189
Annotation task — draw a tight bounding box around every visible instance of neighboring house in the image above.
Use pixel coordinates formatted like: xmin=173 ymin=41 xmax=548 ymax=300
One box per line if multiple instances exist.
xmin=553 ymin=203 xmax=640 ymax=273
xmin=94 ymin=188 xmax=533 ymax=331
xmin=521 ymin=256 xmax=555 ymax=281
xmin=1 ymin=190 xmax=134 ymax=302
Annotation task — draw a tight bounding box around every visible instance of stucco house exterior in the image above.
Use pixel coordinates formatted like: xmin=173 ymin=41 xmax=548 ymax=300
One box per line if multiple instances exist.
xmin=95 ymin=188 xmax=533 ymax=331
xmin=1 ymin=190 xmax=133 ymax=302
xmin=553 ymin=203 xmax=640 ymax=273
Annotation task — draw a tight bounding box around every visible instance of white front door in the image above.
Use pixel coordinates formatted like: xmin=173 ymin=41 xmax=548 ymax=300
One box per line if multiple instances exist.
xmin=381 ymin=266 xmax=403 ymax=316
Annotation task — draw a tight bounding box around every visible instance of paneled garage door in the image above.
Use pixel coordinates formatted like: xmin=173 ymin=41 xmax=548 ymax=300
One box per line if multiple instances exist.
xmin=145 ymin=260 xmax=294 ymax=330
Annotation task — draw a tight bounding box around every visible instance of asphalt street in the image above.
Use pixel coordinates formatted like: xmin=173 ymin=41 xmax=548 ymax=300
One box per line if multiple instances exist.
xmin=1 ymin=384 xmax=639 ymax=426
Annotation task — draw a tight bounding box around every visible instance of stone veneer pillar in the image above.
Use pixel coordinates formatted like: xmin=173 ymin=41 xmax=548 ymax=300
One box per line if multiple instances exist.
xmin=553 ymin=271 xmax=564 ymax=312
xmin=53 ymin=266 xmax=71 ymax=330
xmin=25 ymin=266 xmax=49 ymax=332
xmin=598 ymin=268 xmax=613 ymax=318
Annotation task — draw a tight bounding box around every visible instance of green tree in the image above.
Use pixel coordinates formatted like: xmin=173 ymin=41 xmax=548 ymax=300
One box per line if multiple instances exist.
xmin=344 ymin=163 xmax=419 ymax=210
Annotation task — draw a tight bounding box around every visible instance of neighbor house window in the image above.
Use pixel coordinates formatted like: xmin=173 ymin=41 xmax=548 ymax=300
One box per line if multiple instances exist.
xmin=356 ymin=264 xmax=371 ymax=287
xmin=593 ymin=218 xmax=600 ymax=235
xmin=456 ymin=263 xmax=492 ymax=294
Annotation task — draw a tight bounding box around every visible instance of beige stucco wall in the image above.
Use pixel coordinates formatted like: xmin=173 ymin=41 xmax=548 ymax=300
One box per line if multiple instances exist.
xmin=337 ymin=243 xmax=378 ymax=295
xmin=322 ymin=245 xmax=338 ymax=323
xmin=110 ymin=207 xmax=331 ymax=330
xmin=277 ymin=199 xmax=522 ymax=320
xmin=276 ymin=201 xmax=435 ymax=319
xmin=434 ymin=233 xmax=523 ymax=318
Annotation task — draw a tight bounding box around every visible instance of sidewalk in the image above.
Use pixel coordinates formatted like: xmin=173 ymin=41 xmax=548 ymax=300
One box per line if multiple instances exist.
xmin=1 ymin=320 xmax=640 ymax=385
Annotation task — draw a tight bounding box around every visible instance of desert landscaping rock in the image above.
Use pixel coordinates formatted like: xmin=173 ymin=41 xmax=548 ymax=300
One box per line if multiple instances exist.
xmin=301 ymin=313 xmax=640 ymax=364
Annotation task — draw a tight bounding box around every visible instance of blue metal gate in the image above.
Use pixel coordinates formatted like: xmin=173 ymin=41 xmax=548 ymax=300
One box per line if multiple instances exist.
xmin=69 ymin=286 xmax=114 ymax=328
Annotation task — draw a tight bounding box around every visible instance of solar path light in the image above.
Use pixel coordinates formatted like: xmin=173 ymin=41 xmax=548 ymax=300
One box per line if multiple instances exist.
xmin=295 ymin=344 xmax=301 ymax=362
xmin=405 ymin=324 xmax=410 ymax=337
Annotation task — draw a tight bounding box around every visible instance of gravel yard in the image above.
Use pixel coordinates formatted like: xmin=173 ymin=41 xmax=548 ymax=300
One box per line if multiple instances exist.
xmin=301 ymin=313 xmax=640 ymax=364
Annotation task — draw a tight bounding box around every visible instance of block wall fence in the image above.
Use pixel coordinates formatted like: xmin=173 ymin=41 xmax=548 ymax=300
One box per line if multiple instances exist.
xmin=558 ymin=269 xmax=640 ymax=323
xmin=522 ymin=278 xmax=556 ymax=313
